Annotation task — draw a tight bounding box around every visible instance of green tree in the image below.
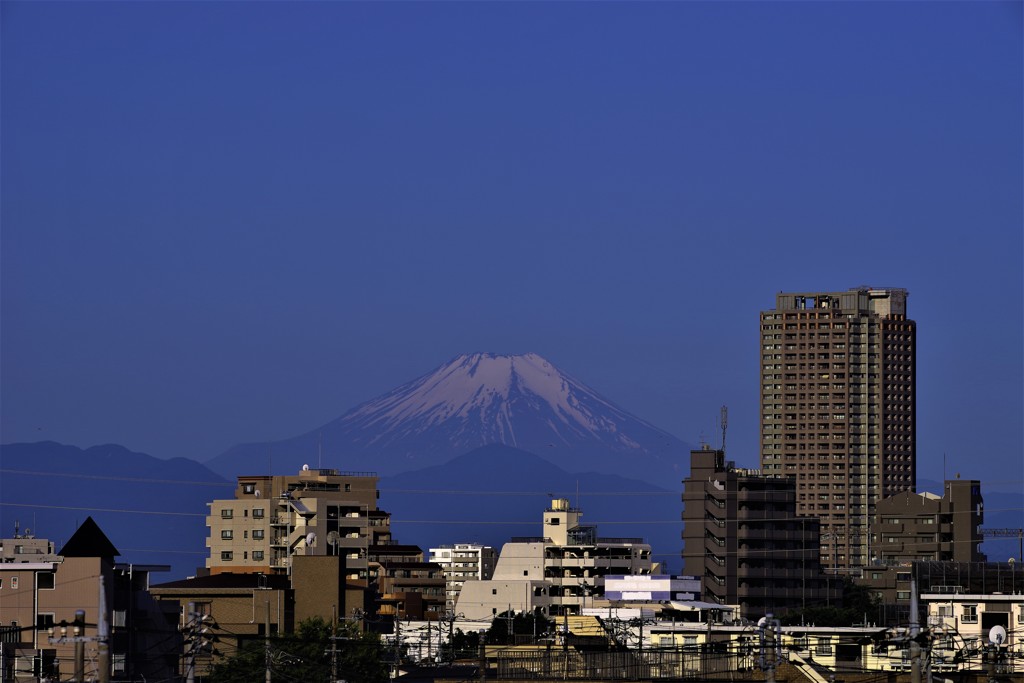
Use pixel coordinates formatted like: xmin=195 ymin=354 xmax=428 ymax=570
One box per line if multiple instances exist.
xmin=439 ymin=628 xmax=481 ymax=662
xmin=208 ymin=617 xmax=389 ymax=683
xmin=780 ymin=579 xmax=880 ymax=627
xmin=486 ymin=609 xmax=553 ymax=645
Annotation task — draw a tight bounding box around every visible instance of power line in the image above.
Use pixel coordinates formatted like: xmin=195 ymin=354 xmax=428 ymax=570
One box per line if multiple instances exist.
xmin=0 ymin=469 xmax=233 ymax=487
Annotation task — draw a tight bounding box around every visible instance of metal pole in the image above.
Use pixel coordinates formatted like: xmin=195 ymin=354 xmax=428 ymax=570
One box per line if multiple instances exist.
xmin=478 ymin=634 xmax=487 ymax=683
xmin=74 ymin=610 xmax=85 ymax=683
xmin=265 ymin=600 xmax=271 ymax=683
xmin=331 ymin=605 xmax=338 ymax=683
xmin=185 ymin=603 xmax=195 ymax=683
xmin=97 ymin=576 xmax=109 ymax=683
xmin=910 ymin=579 xmax=921 ymax=683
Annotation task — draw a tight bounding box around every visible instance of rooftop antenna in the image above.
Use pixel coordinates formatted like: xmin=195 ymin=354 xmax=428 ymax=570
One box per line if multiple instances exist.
xmin=720 ymin=405 xmax=728 ymax=452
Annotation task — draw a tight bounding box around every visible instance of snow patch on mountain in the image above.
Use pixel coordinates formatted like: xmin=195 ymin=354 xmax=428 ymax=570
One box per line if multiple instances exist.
xmin=345 ymin=353 xmax=651 ymax=448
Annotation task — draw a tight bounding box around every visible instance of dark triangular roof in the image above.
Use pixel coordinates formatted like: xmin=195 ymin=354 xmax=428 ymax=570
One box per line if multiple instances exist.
xmin=58 ymin=517 xmax=119 ymax=559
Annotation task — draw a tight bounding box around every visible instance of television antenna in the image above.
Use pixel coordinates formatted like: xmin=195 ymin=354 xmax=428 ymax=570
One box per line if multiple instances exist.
xmin=720 ymin=405 xmax=728 ymax=452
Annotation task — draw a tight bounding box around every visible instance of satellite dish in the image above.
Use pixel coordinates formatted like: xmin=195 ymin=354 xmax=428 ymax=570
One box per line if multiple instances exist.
xmin=989 ymin=625 xmax=1006 ymax=645
xmin=302 ymin=464 xmax=310 ymax=471
xmin=327 ymin=531 xmax=340 ymax=546
xmin=305 ymin=532 xmax=316 ymax=547
xmin=757 ymin=617 xmax=768 ymax=628
xmin=254 ymin=489 xmax=260 ymax=497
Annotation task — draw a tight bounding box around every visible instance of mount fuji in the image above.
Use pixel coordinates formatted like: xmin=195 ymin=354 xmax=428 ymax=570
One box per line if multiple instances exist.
xmin=207 ymin=353 xmax=690 ymax=484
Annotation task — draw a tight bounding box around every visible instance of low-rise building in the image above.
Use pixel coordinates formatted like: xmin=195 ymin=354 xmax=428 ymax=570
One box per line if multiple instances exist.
xmin=0 ymin=518 xmax=177 ymax=682
xmin=923 ymin=591 xmax=1024 ymax=673
xmin=456 ymin=498 xmax=654 ymax=620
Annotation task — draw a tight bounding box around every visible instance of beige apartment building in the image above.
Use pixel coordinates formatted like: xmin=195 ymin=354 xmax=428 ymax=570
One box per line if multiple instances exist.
xmin=760 ymin=287 xmax=915 ymax=573
xmin=205 ymin=466 xmax=391 ymax=580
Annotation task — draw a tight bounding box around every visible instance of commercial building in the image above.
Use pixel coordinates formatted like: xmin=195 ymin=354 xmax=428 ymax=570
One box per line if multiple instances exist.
xmin=429 ymin=544 xmax=497 ymax=610
xmin=205 ymin=466 xmax=391 ymax=580
xmin=760 ymin=287 xmax=915 ymax=572
xmin=681 ymin=447 xmax=828 ymax=619
xmin=456 ymin=498 xmax=655 ymax=620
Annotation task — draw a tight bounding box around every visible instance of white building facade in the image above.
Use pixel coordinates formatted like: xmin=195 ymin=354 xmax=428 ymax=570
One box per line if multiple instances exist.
xmin=428 ymin=543 xmax=497 ymax=610
xmin=456 ymin=499 xmax=655 ymax=620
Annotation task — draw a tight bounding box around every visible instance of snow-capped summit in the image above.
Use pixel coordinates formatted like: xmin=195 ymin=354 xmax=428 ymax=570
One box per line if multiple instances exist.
xmin=347 ymin=353 xmax=647 ymax=450
xmin=208 ymin=353 xmax=689 ymax=483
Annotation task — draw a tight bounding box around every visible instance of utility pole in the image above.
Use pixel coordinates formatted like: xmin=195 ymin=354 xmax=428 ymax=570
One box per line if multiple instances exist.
xmin=185 ymin=603 xmax=195 ymax=683
xmin=74 ymin=610 xmax=85 ymax=683
xmin=97 ymin=576 xmax=109 ymax=683
xmin=330 ymin=606 xmax=338 ymax=683
xmin=478 ymin=634 xmax=487 ymax=683
xmin=910 ymin=580 xmax=921 ymax=683
xmin=264 ymin=600 xmax=271 ymax=683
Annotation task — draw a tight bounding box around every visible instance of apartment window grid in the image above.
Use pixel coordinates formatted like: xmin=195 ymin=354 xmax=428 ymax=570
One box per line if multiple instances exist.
xmin=760 ymin=290 xmax=914 ymax=571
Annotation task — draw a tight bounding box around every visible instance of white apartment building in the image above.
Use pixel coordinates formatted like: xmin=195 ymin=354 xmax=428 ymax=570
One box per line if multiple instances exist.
xmin=456 ymin=498 xmax=655 ymax=620
xmin=428 ymin=543 xmax=497 ymax=610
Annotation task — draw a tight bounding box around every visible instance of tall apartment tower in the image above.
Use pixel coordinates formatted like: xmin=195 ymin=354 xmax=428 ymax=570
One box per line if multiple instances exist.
xmin=759 ymin=287 xmax=915 ymax=572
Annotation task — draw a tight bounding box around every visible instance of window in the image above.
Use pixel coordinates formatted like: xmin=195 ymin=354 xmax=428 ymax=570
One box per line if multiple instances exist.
xmin=221 ymin=530 xmax=233 ymax=540
xmin=10 ymin=577 xmax=17 ymax=589
xmin=221 ymin=509 xmax=233 ymax=519
xmin=962 ymin=605 xmax=978 ymax=623
xmin=113 ymin=610 xmax=127 ymax=628
xmin=253 ymin=529 xmax=264 ymax=540
xmin=37 ymin=572 xmax=55 ymax=590
xmin=547 ymin=518 xmax=560 ymax=525
xmin=253 ymin=551 xmax=264 ymax=561
xmin=492 ymin=589 xmax=497 ymax=595
xmin=242 ymin=483 xmax=256 ymax=494
xmin=253 ymin=508 xmax=265 ymax=519
xmin=37 ymin=613 xmax=56 ymax=630
xmin=221 ymin=551 xmax=233 ymax=561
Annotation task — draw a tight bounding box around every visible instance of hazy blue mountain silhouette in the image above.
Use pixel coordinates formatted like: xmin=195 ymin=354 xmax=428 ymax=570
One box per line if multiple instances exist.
xmin=379 ymin=444 xmax=684 ymax=573
xmin=208 ymin=353 xmax=691 ymax=486
xmin=0 ymin=441 xmax=232 ymax=579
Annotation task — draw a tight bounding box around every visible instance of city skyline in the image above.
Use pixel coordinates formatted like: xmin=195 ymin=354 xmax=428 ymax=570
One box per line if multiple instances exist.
xmin=2 ymin=2 xmax=1021 ymax=492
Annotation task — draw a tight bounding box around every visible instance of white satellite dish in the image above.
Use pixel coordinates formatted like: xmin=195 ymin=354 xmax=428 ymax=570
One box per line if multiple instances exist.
xmin=306 ymin=532 xmax=316 ymax=547
xmin=989 ymin=625 xmax=1007 ymax=645
xmin=327 ymin=531 xmax=340 ymax=546
xmin=254 ymin=489 xmax=261 ymax=497
xmin=302 ymin=464 xmax=310 ymax=471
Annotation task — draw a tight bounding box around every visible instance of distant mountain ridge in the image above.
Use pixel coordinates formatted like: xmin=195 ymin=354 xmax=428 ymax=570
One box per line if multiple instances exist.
xmin=207 ymin=353 xmax=691 ymax=484
xmin=0 ymin=442 xmax=231 ymax=579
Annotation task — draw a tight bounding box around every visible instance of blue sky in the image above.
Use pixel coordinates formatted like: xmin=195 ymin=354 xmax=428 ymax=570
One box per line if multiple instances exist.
xmin=2 ymin=1 xmax=1021 ymax=492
